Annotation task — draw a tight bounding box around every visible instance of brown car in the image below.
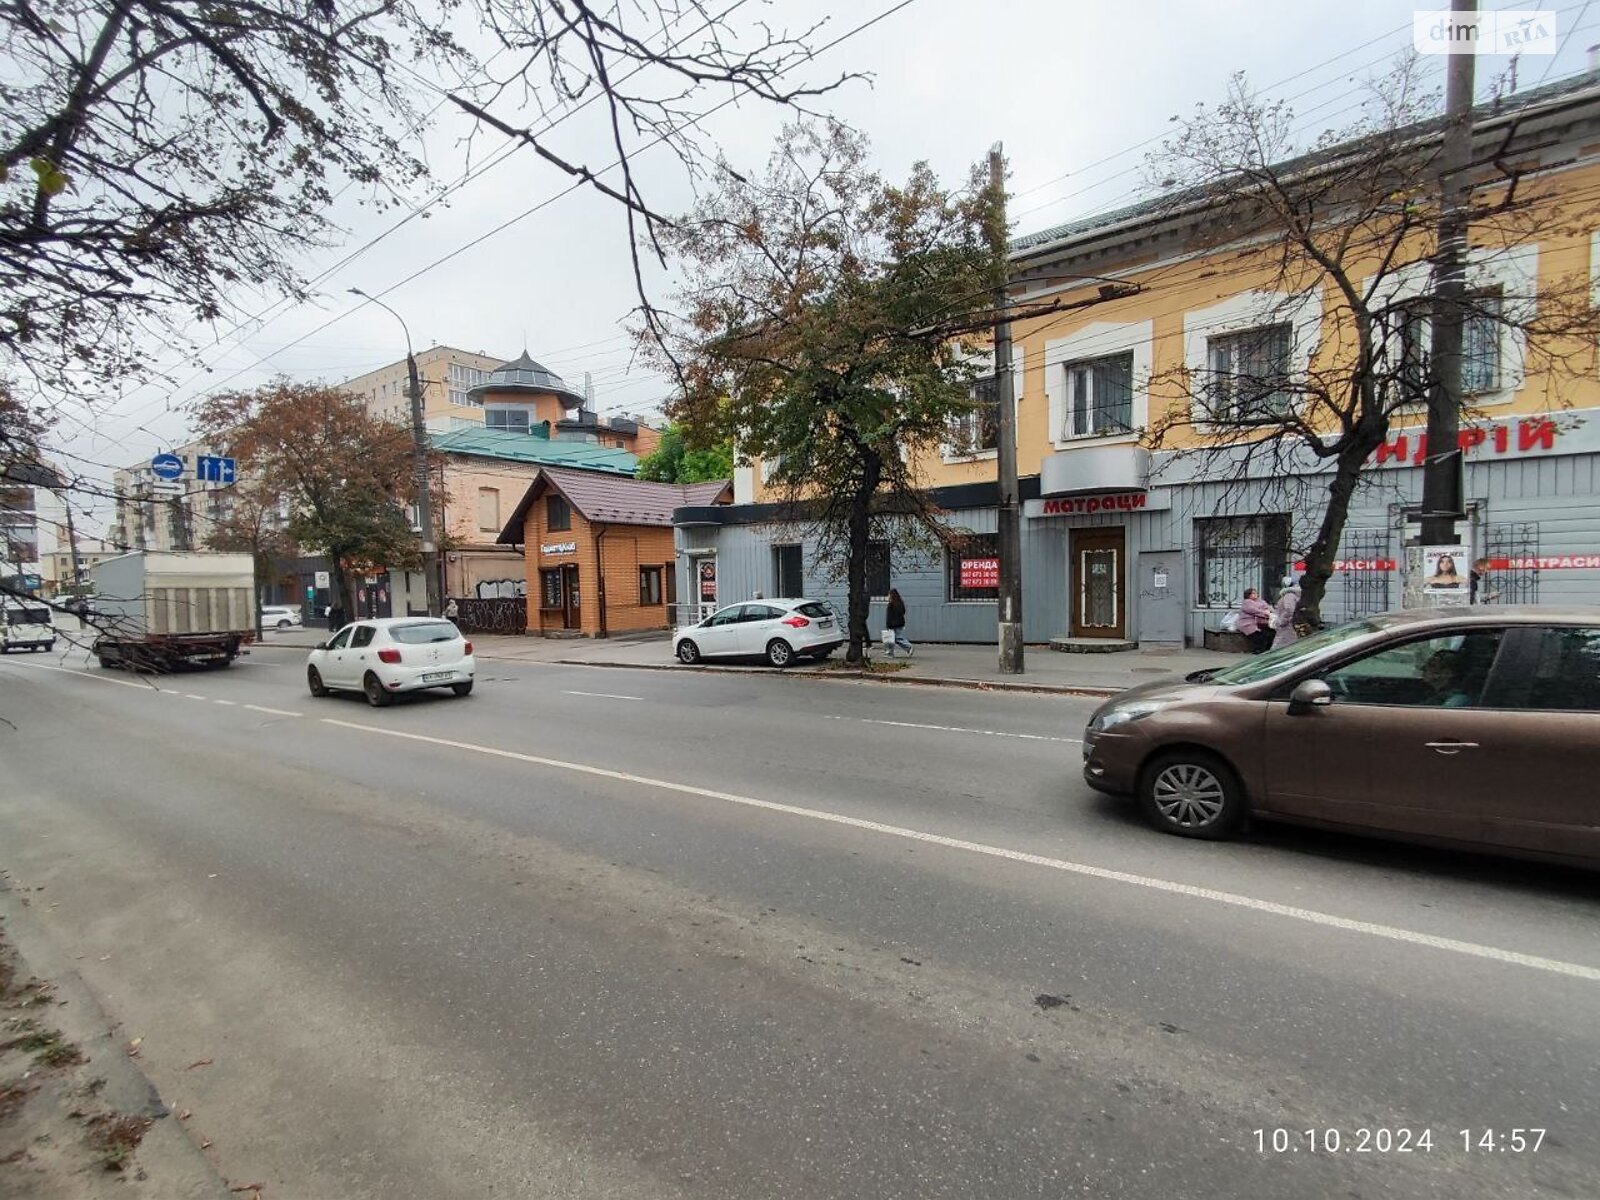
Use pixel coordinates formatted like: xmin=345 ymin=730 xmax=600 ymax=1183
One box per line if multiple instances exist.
xmin=1082 ymin=606 xmax=1600 ymax=868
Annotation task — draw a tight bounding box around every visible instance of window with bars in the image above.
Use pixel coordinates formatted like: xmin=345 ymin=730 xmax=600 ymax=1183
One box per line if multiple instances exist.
xmin=1385 ymin=293 xmax=1503 ymax=404
xmin=946 ymin=532 xmax=1000 ymax=601
xmin=1203 ymin=325 xmax=1293 ymax=423
xmin=1195 ymin=515 xmax=1289 ymax=608
xmin=948 ymin=375 xmax=1000 ymax=455
xmin=1061 ymin=352 xmax=1134 ymax=439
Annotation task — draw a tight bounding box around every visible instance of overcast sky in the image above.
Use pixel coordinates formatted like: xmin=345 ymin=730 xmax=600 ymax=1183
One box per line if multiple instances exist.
xmin=45 ymin=0 xmax=1600 ymax=541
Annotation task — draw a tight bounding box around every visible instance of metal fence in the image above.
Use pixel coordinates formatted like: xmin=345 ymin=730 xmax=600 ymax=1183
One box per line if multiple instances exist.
xmin=455 ymin=597 xmax=526 ymax=634
xmin=1329 ymin=527 xmax=1394 ymax=621
xmin=1485 ymin=521 xmax=1541 ymax=604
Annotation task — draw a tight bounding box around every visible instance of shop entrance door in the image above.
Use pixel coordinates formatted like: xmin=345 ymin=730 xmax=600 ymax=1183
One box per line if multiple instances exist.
xmin=1071 ymin=528 xmax=1127 ymax=639
xmin=561 ymin=564 xmax=581 ymax=629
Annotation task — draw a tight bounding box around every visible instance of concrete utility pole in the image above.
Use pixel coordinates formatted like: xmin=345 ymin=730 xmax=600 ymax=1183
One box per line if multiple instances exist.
xmin=1420 ymin=0 xmax=1478 ymax=547
xmin=62 ymin=499 xmax=81 ymax=591
xmin=990 ymin=145 xmax=1024 ymax=674
xmin=350 ymin=288 xmax=441 ymax=617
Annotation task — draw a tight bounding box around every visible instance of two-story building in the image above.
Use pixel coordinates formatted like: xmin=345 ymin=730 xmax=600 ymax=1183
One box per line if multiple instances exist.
xmin=675 ymin=75 xmax=1600 ymax=648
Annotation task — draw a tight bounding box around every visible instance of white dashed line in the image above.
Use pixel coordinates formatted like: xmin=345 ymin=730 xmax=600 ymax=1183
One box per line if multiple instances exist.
xmin=0 ymin=660 xmax=156 ymax=690
xmin=562 ymin=690 xmax=644 ymax=701
xmin=182 ymin=693 xmax=209 ymax=701
xmin=823 ymin=714 xmax=1080 ymax=743
xmin=213 ymin=699 xmax=237 ymax=706
xmin=243 ymin=704 xmax=303 ymax=718
xmin=319 ymin=717 xmax=1599 ymax=984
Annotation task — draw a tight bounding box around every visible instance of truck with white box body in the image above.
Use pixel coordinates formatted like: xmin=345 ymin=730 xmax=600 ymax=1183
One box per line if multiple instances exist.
xmin=88 ymin=551 xmax=255 ymax=670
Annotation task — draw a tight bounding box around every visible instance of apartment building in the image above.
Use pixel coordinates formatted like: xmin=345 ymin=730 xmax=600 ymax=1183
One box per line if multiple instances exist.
xmin=676 ymin=75 xmax=1600 ymax=647
xmin=344 ymin=345 xmax=506 ymax=426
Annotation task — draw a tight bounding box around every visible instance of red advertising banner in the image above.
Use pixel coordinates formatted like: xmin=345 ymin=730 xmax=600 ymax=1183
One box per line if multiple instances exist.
xmin=1293 ymin=555 xmax=1600 ymax=572
xmin=960 ymin=557 xmax=1000 ymax=589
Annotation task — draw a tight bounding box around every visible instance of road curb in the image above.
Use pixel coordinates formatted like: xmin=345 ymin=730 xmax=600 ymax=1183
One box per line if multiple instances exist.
xmin=551 ymin=657 xmax=1121 ymax=698
xmin=0 ymin=880 xmax=234 ymax=1198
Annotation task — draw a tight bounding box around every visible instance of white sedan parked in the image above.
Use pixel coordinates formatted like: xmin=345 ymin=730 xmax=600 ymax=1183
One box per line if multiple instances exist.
xmin=306 ymin=618 xmax=475 ymax=705
xmin=674 ymin=598 xmax=844 ymax=667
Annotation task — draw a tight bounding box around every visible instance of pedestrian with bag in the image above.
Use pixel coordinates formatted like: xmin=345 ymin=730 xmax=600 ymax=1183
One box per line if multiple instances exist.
xmin=1233 ymin=587 xmax=1275 ymax=654
xmin=1271 ymin=574 xmax=1303 ymax=649
xmin=882 ymin=587 xmax=913 ymax=658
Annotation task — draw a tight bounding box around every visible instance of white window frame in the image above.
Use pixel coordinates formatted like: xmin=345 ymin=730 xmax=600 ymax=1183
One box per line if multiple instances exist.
xmin=1061 ymin=350 xmax=1137 ymax=440
xmin=1202 ymin=323 xmax=1295 ymax=425
xmin=1182 ymin=290 xmax=1322 ymax=429
xmin=942 ymin=347 xmax=1023 ymax=463
xmin=1044 ymin=320 xmax=1152 ymax=451
xmin=1370 ymin=246 xmax=1534 ymax=412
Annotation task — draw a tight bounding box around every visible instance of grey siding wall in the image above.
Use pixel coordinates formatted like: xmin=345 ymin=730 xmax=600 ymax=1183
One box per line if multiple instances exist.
xmin=675 ymin=450 xmax=1600 ymax=645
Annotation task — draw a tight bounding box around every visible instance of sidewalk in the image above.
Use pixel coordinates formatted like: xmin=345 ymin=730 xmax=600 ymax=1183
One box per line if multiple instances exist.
xmin=260 ymin=626 xmax=1241 ymax=696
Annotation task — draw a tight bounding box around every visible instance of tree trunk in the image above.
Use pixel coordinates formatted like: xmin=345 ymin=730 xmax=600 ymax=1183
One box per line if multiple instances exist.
xmin=844 ymin=454 xmax=883 ymax=664
xmin=1298 ymin=431 xmax=1385 ymax=627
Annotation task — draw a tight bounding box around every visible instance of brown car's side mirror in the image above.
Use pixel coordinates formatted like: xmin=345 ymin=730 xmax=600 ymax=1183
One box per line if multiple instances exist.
xmin=1289 ymin=679 xmax=1334 ymax=711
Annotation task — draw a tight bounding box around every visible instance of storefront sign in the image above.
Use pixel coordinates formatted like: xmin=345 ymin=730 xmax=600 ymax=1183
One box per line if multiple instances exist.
xmin=959 ymin=557 xmax=1000 ymax=589
xmin=698 ymin=559 xmax=717 ymax=602
xmin=1292 ymin=554 xmax=1600 ymax=572
xmin=541 ymin=541 xmax=576 ymax=555
xmin=1292 ymin=558 xmax=1398 ymax=572
xmin=1371 ymin=417 xmax=1561 ymax=468
xmin=1023 ymin=490 xmax=1173 ymax=518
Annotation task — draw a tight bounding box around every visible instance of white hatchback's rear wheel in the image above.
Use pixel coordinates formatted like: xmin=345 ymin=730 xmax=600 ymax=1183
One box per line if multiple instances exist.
xmin=766 ymin=639 xmax=793 ymax=668
xmin=363 ymin=672 xmax=392 ymax=707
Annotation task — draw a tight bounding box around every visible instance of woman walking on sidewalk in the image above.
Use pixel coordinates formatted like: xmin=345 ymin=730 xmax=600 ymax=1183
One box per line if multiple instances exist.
xmin=883 ymin=588 xmax=913 ymax=657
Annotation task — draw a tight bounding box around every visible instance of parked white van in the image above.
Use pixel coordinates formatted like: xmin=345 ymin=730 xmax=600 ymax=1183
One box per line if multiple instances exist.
xmin=1 ymin=599 xmax=55 ymax=652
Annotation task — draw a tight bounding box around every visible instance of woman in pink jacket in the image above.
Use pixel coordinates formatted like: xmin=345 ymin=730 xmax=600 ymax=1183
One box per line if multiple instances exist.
xmin=1235 ymin=588 xmax=1275 ymax=654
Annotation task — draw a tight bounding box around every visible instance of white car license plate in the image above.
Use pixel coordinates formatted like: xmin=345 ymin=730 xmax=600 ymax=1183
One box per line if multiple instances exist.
xmin=422 ymin=671 xmax=453 ymax=683
xmin=818 ymin=618 xmax=834 ymax=628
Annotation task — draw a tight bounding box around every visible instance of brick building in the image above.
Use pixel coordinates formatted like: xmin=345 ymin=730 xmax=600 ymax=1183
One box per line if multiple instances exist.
xmin=498 ymin=467 xmax=729 ymax=636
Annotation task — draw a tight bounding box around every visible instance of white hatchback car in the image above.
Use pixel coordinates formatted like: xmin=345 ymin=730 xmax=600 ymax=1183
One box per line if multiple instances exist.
xmin=674 ymin=598 xmax=844 ymax=668
xmin=306 ymin=618 xmax=475 ymax=705
xmin=262 ymin=604 xmax=303 ymax=629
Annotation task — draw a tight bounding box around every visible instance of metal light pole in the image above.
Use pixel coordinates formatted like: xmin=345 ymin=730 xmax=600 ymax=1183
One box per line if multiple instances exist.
xmin=350 ymin=288 xmax=441 ymax=617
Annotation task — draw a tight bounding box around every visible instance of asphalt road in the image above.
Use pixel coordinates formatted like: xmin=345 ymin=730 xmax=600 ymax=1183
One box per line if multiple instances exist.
xmin=1 ymin=641 xmax=1596 ymax=1199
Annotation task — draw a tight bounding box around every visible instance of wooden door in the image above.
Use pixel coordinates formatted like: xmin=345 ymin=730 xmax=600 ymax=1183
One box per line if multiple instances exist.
xmin=1071 ymin=528 xmax=1127 ymax=639
xmin=561 ymin=564 xmax=581 ymax=630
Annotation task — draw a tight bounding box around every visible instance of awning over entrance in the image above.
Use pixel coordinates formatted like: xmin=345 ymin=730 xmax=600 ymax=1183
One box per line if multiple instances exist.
xmin=1040 ymin=443 xmax=1151 ymax=497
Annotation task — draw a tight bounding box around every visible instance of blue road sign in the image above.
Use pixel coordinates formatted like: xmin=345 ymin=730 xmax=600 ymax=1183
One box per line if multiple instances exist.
xmin=150 ymin=453 xmax=184 ymax=481
xmin=195 ymin=455 xmax=236 ymax=484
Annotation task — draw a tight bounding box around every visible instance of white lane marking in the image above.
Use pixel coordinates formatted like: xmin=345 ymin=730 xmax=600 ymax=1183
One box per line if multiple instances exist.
xmin=213 ymin=699 xmax=237 ymax=706
xmin=1 ymin=660 xmax=158 ymax=691
xmin=244 ymin=704 xmax=303 ymax=718
xmin=823 ymin=714 xmax=1080 ymax=744
xmin=562 ymin=689 xmax=644 ymax=702
xmin=182 ymin=693 xmax=209 ymax=701
xmin=319 ymin=718 xmax=1600 ymax=984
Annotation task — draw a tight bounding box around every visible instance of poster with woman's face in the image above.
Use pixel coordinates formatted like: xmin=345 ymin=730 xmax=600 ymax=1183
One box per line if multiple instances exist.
xmin=1423 ymin=545 xmax=1470 ymax=598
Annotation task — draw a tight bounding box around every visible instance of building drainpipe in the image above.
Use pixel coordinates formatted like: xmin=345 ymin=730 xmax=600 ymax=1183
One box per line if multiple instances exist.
xmin=595 ymin=523 xmax=609 ymax=638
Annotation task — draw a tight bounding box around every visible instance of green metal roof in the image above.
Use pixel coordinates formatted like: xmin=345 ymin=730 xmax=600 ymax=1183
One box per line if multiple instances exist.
xmin=430 ymin=426 xmax=637 ymax=475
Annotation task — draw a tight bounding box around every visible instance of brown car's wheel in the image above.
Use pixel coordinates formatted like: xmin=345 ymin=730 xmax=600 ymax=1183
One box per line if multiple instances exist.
xmin=1138 ymin=750 xmax=1246 ymax=840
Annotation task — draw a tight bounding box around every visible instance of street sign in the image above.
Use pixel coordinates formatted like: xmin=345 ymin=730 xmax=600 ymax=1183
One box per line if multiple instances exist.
xmin=150 ymin=453 xmax=183 ymax=481
xmin=195 ymin=455 xmax=236 ymax=484
xmin=314 ymin=570 xmax=330 ymax=588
